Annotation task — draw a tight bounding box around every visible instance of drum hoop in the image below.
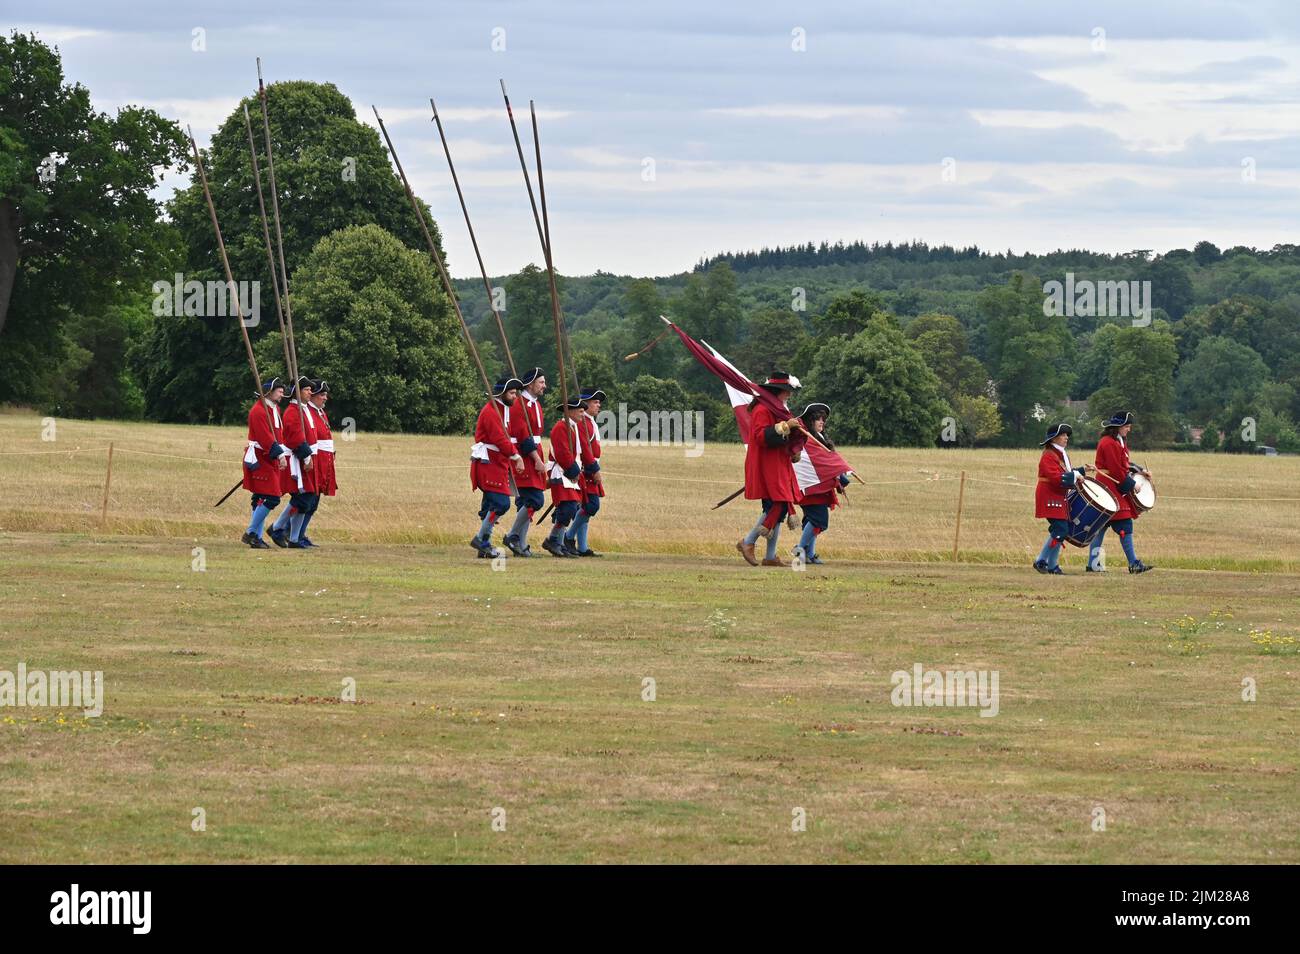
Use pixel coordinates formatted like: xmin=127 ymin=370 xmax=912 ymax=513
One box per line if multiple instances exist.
xmin=1132 ymin=473 xmax=1157 ymax=507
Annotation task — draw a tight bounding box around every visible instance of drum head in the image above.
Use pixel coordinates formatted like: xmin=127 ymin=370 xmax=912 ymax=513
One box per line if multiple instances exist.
xmin=1132 ymin=474 xmax=1156 ymax=508
xmin=1079 ymin=477 xmax=1118 ymax=513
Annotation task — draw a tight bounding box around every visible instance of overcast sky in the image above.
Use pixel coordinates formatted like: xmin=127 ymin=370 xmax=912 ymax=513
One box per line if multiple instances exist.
xmin=16 ymin=1 xmax=1300 ymax=276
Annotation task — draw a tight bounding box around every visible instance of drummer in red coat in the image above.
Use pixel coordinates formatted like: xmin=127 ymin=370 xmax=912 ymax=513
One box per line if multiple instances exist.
xmin=241 ymin=377 xmax=290 ymax=549
xmin=470 ymin=375 xmax=526 ymax=559
xmin=792 ymin=403 xmax=851 ymax=566
xmin=1088 ymin=411 xmax=1154 ymax=573
xmin=1033 ymin=423 xmax=1093 ymax=574
xmin=503 ymin=367 xmax=548 ymax=558
xmin=737 ymin=372 xmax=806 ymax=567
xmin=541 ymin=397 xmax=588 ymax=558
xmin=296 ymin=379 xmax=337 ymax=548
xmin=562 ymin=387 xmax=606 ymax=557
xmin=268 ymin=377 xmax=319 ymax=549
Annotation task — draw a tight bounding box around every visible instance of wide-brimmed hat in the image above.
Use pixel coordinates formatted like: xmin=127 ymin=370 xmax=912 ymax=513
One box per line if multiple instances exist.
xmin=490 ymin=375 xmax=524 ymax=397
xmin=760 ymin=371 xmax=801 ymax=393
xmin=1040 ymin=423 xmax=1073 ymax=445
xmin=1103 ymin=411 xmax=1134 ymax=428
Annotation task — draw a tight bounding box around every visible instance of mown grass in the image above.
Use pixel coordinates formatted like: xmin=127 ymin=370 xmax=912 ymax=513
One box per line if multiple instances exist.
xmin=0 ymin=533 xmax=1296 ymax=863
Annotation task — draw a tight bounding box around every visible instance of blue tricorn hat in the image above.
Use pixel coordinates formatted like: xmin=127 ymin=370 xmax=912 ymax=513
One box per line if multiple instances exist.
xmin=261 ymin=376 xmax=284 ymax=394
xmin=579 ymin=388 xmax=606 ymax=403
xmin=555 ymin=396 xmax=585 ymax=413
xmin=1040 ymin=423 xmax=1073 ymax=445
xmin=1104 ymin=411 xmax=1134 ymax=428
xmin=490 ymin=376 xmax=524 ymax=397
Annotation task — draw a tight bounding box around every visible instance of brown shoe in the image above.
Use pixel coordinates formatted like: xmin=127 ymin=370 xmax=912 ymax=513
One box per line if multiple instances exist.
xmin=736 ymin=539 xmax=759 ymax=566
xmin=762 ymin=557 xmax=789 ymax=567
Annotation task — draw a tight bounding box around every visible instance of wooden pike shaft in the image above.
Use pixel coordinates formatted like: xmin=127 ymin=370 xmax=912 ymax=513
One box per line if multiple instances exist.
xmin=430 ymin=97 xmax=516 ymax=378
xmin=256 ymin=61 xmax=305 ymax=411
xmin=241 ymin=103 xmax=297 ymax=399
xmin=187 ymin=127 xmax=276 ymax=435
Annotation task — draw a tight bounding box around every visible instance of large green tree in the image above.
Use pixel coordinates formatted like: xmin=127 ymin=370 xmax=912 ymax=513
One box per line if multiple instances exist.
xmin=805 ymin=313 xmax=948 ymax=446
xmin=135 ymin=80 xmax=447 ymax=422
xmin=1175 ymin=336 xmax=1269 ymax=423
xmin=253 ymin=224 xmax=475 ymax=433
xmin=979 ymin=273 xmax=1074 ymax=442
xmin=1086 ymin=324 xmax=1179 ymax=446
xmin=0 ymin=31 xmax=187 ymax=404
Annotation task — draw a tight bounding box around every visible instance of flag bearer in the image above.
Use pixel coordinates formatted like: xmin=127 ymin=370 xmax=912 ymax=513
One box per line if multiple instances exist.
xmin=737 ymin=372 xmax=805 ymax=567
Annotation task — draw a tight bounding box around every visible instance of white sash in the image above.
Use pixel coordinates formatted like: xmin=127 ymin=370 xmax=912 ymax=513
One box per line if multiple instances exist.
xmin=549 ymin=420 xmax=583 ymax=488
xmin=313 ymin=439 xmax=335 ymax=453
xmin=470 ymin=442 xmax=499 ymax=462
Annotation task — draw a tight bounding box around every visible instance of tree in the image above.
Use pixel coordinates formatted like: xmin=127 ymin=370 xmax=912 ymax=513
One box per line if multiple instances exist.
xmin=622 ymin=374 xmax=692 ymax=415
xmin=979 ymin=273 xmax=1074 ymax=441
xmin=1175 ymin=336 xmax=1269 ymax=423
xmin=0 ymin=31 xmax=187 ymax=402
xmin=253 ymin=224 xmax=475 ymax=433
xmin=573 ymin=349 xmax=615 ymax=393
xmin=1193 ymin=241 xmax=1221 ymax=266
xmin=805 ymin=314 xmax=948 ymax=446
xmin=674 ymin=262 xmax=743 ymax=391
xmin=907 ymin=312 xmax=988 ymax=400
xmin=814 ymin=290 xmax=888 ymax=339
xmin=503 ymin=264 xmax=564 ymax=378
xmin=1086 ymin=324 xmax=1178 ymax=446
xmin=135 ymin=79 xmax=447 ymax=422
xmin=951 ymin=393 xmax=1003 ymax=446
xmin=618 ymin=278 xmax=674 ymax=379
xmin=732 ymin=308 xmax=807 ymax=379
xmin=1145 ymin=259 xmax=1194 ymax=321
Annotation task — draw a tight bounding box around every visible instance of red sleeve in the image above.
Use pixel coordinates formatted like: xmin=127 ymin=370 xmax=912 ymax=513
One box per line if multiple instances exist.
xmin=509 ymin=403 xmax=539 ymax=455
xmin=282 ymin=403 xmax=304 ymax=446
xmin=749 ymin=403 xmax=773 ymax=445
xmin=587 ymin=418 xmax=601 ymax=459
xmin=1095 ymin=437 xmax=1120 ymax=482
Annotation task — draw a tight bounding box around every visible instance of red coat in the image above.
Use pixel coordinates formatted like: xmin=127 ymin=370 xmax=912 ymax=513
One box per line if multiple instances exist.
xmin=281 ymin=399 xmax=319 ymax=495
xmin=510 ymin=392 xmax=547 ymax=491
xmin=744 ymin=402 xmax=804 ymax=503
xmin=469 ymin=399 xmax=518 ymax=495
xmin=311 ymin=404 xmax=337 ymax=497
xmin=1035 ymin=444 xmax=1077 ymax=519
xmin=579 ymin=413 xmax=604 ymax=498
xmin=548 ymin=417 xmax=585 ymax=504
xmin=1094 ymin=434 xmax=1136 ymax=520
xmin=241 ymin=400 xmax=287 ymax=497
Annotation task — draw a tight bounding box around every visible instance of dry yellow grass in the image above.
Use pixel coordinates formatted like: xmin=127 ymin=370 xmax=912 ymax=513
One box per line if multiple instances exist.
xmin=3 ymin=407 xmax=1298 ymax=570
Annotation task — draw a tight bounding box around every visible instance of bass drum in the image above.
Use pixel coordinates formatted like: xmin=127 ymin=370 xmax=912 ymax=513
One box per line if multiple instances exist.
xmin=1129 ymin=473 xmax=1157 ymax=513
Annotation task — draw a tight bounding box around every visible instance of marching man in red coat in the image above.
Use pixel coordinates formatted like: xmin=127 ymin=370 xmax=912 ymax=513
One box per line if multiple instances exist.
xmin=1088 ymin=411 xmax=1154 ymax=573
xmin=737 ymin=372 xmax=807 ymax=567
xmin=542 ymin=396 xmax=588 ymax=558
xmin=1033 ymin=422 xmax=1093 ymax=574
xmin=241 ymin=377 xmax=289 ymax=549
xmin=297 ymin=379 xmax=337 ymax=548
xmin=470 ymin=375 xmax=525 ymax=559
xmin=503 ymin=367 xmax=548 ymax=558
xmin=268 ymin=377 xmax=319 ymax=549
xmin=562 ymin=387 xmax=606 ymax=557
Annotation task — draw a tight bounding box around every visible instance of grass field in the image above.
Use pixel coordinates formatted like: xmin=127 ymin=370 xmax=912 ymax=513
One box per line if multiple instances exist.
xmin=1 ymin=408 xmax=1298 ymax=863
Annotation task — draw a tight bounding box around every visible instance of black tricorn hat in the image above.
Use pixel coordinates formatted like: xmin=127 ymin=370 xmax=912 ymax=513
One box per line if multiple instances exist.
xmin=555 ymin=396 xmax=585 ymax=413
xmin=1040 ymin=422 xmax=1073 ymax=445
xmin=579 ymin=388 xmax=607 ymax=404
xmin=520 ymin=367 xmax=545 ymax=385
xmin=490 ymin=376 xmax=524 ymax=397
xmin=292 ymin=376 xmax=314 ymax=395
xmin=1104 ymin=410 xmax=1134 ymax=428
xmin=800 ymin=402 xmax=830 ymax=421
xmin=312 ymin=379 xmax=330 ymax=395
xmin=261 ymin=376 xmax=284 ymax=394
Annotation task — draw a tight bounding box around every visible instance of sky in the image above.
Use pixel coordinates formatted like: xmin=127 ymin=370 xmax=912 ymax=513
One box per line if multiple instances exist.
xmin=13 ymin=0 xmax=1300 ymax=277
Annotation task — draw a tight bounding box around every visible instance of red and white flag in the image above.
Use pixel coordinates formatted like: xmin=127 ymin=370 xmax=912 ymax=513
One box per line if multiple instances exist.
xmin=663 ymin=318 xmax=854 ymax=495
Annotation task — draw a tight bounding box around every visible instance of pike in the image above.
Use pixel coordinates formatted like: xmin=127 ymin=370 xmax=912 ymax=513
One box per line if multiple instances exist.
xmin=186 ymin=126 xmax=277 ymax=448
xmin=372 ymin=106 xmax=513 ymax=454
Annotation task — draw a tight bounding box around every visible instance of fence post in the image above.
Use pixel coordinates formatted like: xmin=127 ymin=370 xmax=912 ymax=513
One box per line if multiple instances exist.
xmin=951 ymin=469 xmax=967 ymax=562
xmin=101 ymin=442 xmax=114 ymax=526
